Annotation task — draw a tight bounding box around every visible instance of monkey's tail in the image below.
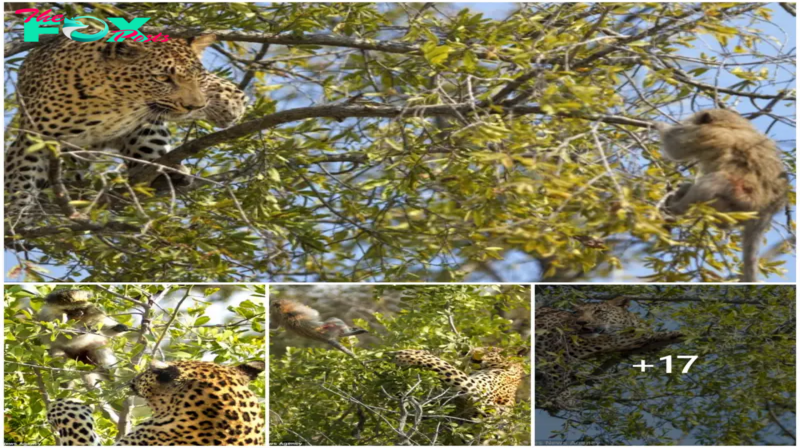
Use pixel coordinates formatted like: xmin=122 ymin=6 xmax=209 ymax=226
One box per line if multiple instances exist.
xmin=741 ymin=209 xmax=778 ymax=282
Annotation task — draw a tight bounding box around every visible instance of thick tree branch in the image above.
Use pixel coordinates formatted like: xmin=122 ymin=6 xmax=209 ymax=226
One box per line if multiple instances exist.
xmin=5 ymin=27 xmax=509 ymax=61
xmin=5 ymin=221 xmax=138 ymax=241
xmin=130 ymin=104 xmax=651 ymax=183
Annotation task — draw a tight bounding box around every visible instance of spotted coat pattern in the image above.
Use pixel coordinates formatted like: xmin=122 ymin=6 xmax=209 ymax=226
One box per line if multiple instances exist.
xmin=47 ymin=361 xmax=265 ymax=446
xmin=535 ymin=297 xmax=683 ymax=410
xmin=5 ymin=33 xmax=246 ymax=226
xmin=394 ymin=347 xmax=525 ymax=417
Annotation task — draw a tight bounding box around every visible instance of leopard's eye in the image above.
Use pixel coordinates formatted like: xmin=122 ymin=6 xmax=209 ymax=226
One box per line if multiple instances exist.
xmin=153 ymin=74 xmax=172 ymax=83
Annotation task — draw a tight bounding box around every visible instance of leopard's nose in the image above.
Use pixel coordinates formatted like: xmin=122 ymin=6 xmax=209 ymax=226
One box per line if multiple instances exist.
xmin=183 ymin=102 xmax=206 ymax=112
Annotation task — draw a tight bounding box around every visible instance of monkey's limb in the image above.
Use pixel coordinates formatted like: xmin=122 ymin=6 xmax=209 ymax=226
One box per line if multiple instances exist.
xmin=666 ymin=173 xmax=736 ymax=215
xmin=652 ymin=121 xmax=671 ymax=135
xmin=661 ymin=182 xmax=693 ymax=219
xmin=341 ymin=328 xmax=368 ymax=337
xmin=657 ymin=124 xmax=708 ymax=161
xmin=669 ymin=183 xmax=694 ymax=204
xmin=325 ymin=339 xmax=358 ymax=359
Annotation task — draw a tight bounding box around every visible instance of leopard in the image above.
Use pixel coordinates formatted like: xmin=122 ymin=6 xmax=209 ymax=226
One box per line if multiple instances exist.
xmin=535 ymin=296 xmax=683 ymax=411
xmin=47 ymin=361 xmax=266 ymax=446
xmin=394 ymin=346 xmax=527 ymax=418
xmin=47 ymin=360 xmax=265 ymax=446
xmin=5 ymin=32 xmax=247 ymax=228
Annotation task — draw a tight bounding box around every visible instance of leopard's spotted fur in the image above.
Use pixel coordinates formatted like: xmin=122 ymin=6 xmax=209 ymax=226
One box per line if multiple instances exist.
xmin=535 ymin=297 xmax=683 ymax=411
xmin=5 ymin=33 xmax=246 ymax=227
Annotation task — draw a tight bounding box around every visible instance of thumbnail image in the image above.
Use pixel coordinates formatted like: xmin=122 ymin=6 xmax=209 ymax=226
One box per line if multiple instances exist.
xmin=3 ymin=284 xmax=266 ymax=445
xmin=535 ymin=285 xmax=795 ymax=445
xmin=269 ymin=284 xmax=531 ymax=445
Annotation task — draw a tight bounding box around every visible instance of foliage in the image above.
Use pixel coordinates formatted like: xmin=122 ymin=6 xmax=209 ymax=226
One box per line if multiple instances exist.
xmin=3 ymin=284 xmax=266 ymax=445
xmin=4 ymin=3 xmax=795 ymax=281
xmin=535 ymin=285 xmax=795 ymax=445
xmin=269 ymin=284 xmax=531 ymax=446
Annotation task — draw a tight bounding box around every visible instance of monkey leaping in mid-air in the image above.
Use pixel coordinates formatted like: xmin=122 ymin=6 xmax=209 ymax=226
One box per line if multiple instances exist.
xmin=270 ymin=299 xmax=368 ymax=359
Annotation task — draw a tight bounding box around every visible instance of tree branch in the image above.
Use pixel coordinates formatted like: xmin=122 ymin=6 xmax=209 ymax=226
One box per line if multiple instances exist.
xmin=579 ymin=293 xmax=778 ymax=305
xmin=5 ymin=27 xmax=510 ymax=62
xmin=150 ymin=287 xmax=191 ymax=357
xmin=114 ymin=287 xmax=159 ymax=443
xmin=766 ymin=400 xmax=796 ymax=442
xmin=129 ymin=104 xmax=651 ymax=182
xmin=663 ymin=61 xmax=796 ymax=101
xmin=6 ymin=220 xmax=139 ymax=241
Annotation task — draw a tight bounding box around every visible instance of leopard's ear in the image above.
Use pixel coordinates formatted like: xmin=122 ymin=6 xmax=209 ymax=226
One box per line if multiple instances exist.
xmin=102 ymin=40 xmax=150 ymax=64
xmin=236 ymin=361 xmax=265 ymax=381
xmin=607 ymin=296 xmax=631 ymax=308
xmin=149 ymin=361 xmax=180 ymax=384
xmin=187 ymin=34 xmax=216 ymax=57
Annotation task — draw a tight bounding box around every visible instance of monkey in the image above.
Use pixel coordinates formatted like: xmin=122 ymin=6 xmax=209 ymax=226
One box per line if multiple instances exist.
xmin=36 ymin=289 xmax=130 ymax=388
xmin=654 ymin=109 xmax=789 ymax=282
xmin=270 ymin=299 xmax=368 ymax=359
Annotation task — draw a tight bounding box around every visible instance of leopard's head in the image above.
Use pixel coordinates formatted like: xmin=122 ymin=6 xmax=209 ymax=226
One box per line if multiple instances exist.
xmin=101 ymin=35 xmax=217 ymax=118
xmin=573 ymin=297 xmax=643 ymax=333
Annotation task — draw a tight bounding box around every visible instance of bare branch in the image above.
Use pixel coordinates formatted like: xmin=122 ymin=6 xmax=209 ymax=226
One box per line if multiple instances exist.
xmin=766 ymin=400 xmax=796 ymax=442
xmin=150 ymin=287 xmax=192 ymax=357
